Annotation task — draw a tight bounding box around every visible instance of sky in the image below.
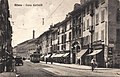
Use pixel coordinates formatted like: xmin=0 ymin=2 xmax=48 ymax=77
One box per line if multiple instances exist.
xmin=8 ymin=0 xmax=80 ymax=47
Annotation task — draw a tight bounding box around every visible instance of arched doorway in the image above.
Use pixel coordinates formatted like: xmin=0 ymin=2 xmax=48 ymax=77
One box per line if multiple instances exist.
xmin=71 ymin=41 xmax=80 ymax=64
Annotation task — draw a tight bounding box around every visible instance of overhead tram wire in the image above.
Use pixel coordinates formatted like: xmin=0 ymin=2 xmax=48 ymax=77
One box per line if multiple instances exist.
xmin=36 ymin=0 xmax=64 ymax=32
xmin=45 ymin=0 xmax=65 ymax=23
xmin=11 ymin=20 xmax=36 ymax=30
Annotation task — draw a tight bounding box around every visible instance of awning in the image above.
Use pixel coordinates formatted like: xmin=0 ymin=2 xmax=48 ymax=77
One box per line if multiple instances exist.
xmin=45 ymin=54 xmax=51 ymax=58
xmin=87 ymin=49 xmax=102 ymax=56
xmin=40 ymin=55 xmax=44 ymax=58
xmin=53 ymin=54 xmax=64 ymax=58
xmin=63 ymin=53 xmax=69 ymax=57
xmin=77 ymin=49 xmax=87 ymax=59
xmin=51 ymin=53 xmax=56 ymax=58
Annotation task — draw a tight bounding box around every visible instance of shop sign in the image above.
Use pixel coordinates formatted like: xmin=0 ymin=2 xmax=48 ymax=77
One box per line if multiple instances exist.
xmin=92 ymin=40 xmax=104 ymax=45
xmin=93 ymin=45 xmax=103 ymax=49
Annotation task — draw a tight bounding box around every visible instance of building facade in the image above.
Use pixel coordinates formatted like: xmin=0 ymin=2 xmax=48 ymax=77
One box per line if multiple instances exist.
xmin=0 ymin=0 xmax=13 ymax=72
xmin=14 ymin=0 xmax=120 ymax=68
xmin=69 ymin=0 xmax=120 ymax=67
xmin=13 ymin=39 xmax=38 ymax=59
xmin=37 ymin=0 xmax=120 ymax=68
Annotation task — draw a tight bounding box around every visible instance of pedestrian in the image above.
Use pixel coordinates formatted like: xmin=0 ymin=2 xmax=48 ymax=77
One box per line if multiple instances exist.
xmin=46 ymin=58 xmax=47 ymax=64
xmin=91 ymin=58 xmax=97 ymax=71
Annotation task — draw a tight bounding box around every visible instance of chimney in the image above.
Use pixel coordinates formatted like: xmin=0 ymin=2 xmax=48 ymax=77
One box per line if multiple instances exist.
xmin=33 ymin=30 xmax=35 ymax=39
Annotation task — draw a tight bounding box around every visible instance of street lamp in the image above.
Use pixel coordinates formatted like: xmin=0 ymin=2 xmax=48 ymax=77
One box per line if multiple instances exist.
xmin=89 ymin=7 xmax=95 ymax=64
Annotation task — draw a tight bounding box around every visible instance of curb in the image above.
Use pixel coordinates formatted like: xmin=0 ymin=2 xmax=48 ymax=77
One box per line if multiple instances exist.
xmin=41 ymin=62 xmax=111 ymax=70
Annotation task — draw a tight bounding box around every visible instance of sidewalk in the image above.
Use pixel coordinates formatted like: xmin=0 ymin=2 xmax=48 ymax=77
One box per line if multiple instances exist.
xmin=0 ymin=72 xmax=17 ymax=77
xmin=41 ymin=61 xmax=120 ymax=75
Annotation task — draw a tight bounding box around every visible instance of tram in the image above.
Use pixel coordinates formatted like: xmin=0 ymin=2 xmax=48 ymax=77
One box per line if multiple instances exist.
xmin=30 ymin=52 xmax=40 ymax=63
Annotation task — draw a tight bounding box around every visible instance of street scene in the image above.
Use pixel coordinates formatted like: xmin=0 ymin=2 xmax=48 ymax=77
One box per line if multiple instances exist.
xmin=15 ymin=60 xmax=120 ymax=77
xmin=0 ymin=0 xmax=120 ymax=77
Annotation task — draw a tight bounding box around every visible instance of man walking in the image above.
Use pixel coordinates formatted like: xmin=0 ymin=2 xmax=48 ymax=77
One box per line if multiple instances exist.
xmin=91 ymin=58 xmax=97 ymax=71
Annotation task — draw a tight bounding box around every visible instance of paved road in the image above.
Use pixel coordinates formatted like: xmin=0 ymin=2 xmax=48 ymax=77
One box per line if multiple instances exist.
xmin=16 ymin=61 xmax=54 ymax=77
xmin=16 ymin=61 xmax=119 ymax=77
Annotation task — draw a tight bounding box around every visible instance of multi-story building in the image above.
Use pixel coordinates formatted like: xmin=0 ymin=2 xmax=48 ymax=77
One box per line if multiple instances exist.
xmin=37 ymin=29 xmax=53 ymax=62
xmin=57 ymin=16 xmax=72 ymax=63
xmin=13 ymin=39 xmax=37 ymax=59
xmin=69 ymin=0 xmax=120 ymax=67
xmin=51 ymin=24 xmax=59 ymax=53
xmin=38 ymin=31 xmax=50 ymax=55
xmin=0 ymin=0 xmax=13 ymax=72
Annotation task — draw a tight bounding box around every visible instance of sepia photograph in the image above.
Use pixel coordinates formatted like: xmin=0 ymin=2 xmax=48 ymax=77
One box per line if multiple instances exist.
xmin=0 ymin=0 xmax=120 ymax=77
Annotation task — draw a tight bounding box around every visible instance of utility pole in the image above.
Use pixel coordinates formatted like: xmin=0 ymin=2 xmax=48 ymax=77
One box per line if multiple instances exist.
xmin=89 ymin=3 xmax=95 ymax=63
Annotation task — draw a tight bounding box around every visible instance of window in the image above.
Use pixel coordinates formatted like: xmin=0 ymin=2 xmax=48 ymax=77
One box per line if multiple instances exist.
xmin=64 ymin=34 xmax=66 ymax=43
xmin=96 ymin=32 xmax=98 ymax=41
xmin=101 ymin=30 xmax=104 ymax=41
xmin=83 ymin=10 xmax=85 ymax=17
xmin=58 ymin=37 xmax=59 ymax=44
xmin=61 ymin=45 xmax=64 ymax=50
xmin=101 ymin=10 xmax=105 ymax=23
xmin=65 ymin=25 xmax=67 ymax=32
xmin=79 ymin=28 xmax=81 ymax=37
xmin=83 ymin=21 xmax=85 ymax=31
xmin=95 ymin=0 xmax=99 ymax=8
xmin=62 ymin=35 xmax=64 ymax=44
xmin=117 ymin=8 xmax=120 ymax=23
xmin=79 ymin=17 xmax=82 ymax=24
xmin=69 ymin=32 xmax=71 ymax=41
xmin=96 ymin=13 xmax=99 ymax=25
xmin=64 ymin=44 xmax=66 ymax=50
xmin=57 ymin=46 xmax=59 ymax=50
xmin=86 ymin=35 xmax=90 ymax=45
xmin=87 ymin=19 xmax=89 ymax=29
xmin=70 ymin=24 xmax=72 ymax=29
xmin=83 ymin=37 xmax=85 ymax=46
xmin=116 ymin=29 xmax=120 ymax=43
xmin=55 ymin=44 xmax=57 ymax=50
xmin=73 ymin=27 xmax=75 ymax=38
xmin=87 ymin=6 xmax=89 ymax=14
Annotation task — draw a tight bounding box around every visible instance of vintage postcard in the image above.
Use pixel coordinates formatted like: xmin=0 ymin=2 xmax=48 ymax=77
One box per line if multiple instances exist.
xmin=0 ymin=0 xmax=120 ymax=77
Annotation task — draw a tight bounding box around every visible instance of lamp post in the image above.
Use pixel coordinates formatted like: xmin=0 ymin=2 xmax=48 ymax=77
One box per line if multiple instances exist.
xmin=89 ymin=6 xmax=95 ymax=63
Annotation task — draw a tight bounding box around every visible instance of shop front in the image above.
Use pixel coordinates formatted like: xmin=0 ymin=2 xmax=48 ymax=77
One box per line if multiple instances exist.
xmin=76 ymin=49 xmax=88 ymax=65
xmin=63 ymin=53 xmax=70 ymax=64
xmin=51 ymin=53 xmax=70 ymax=63
xmin=87 ymin=42 xmax=105 ymax=67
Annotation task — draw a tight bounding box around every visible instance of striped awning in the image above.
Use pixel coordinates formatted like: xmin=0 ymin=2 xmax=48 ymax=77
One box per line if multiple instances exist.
xmin=51 ymin=53 xmax=56 ymax=58
xmin=77 ymin=49 xmax=87 ymax=59
xmin=87 ymin=50 xmax=102 ymax=56
xmin=40 ymin=55 xmax=44 ymax=58
xmin=63 ymin=53 xmax=69 ymax=57
xmin=45 ymin=54 xmax=51 ymax=58
xmin=53 ymin=54 xmax=64 ymax=58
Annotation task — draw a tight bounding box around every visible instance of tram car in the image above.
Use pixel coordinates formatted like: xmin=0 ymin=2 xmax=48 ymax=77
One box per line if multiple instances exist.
xmin=30 ymin=52 xmax=40 ymax=63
